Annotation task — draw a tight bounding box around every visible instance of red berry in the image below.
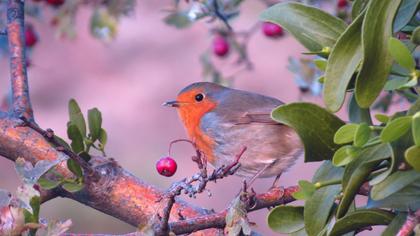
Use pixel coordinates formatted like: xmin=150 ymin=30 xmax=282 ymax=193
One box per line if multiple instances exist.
xmin=213 ymin=35 xmax=230 ymax=57
xmin=337 ymin=0 xmax=348 ymax=8
xmin=46 ymin=0 xmax=65 ymax=6
xmin=25 ymin=24 xmax=38 ymax=48
xmin=262 ymin=22 xmax=284 ymax=38
xmin=156 ymin=157 xmax=177 ymax=177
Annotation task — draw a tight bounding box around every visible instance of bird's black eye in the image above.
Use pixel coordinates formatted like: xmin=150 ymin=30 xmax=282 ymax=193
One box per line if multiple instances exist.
xmin=195 ymin=93 xmax=204 ymax=102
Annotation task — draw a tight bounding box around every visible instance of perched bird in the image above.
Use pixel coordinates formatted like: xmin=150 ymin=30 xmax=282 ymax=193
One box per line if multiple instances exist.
xmin=164 ymin=82 xmax=303 ymax=184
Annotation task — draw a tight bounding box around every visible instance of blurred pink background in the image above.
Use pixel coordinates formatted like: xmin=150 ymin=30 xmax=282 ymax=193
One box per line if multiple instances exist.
xmin=0 ymin=1 xmax=361 ymax=235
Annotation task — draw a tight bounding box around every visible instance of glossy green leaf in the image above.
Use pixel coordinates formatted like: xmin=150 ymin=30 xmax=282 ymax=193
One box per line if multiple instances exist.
xmin=375 ymin=114 xmax=389 ymax=123
xmin=330 ymin=209 xmax=394 ymax=236
xmin=292 ymin=180 xmax=316 ymax=200
xmin=68 ymin=99 xmax=86 ymax=137
xmin=412 ymin=112 xmax=420 ymax=145
xmin=67 ymin=124 xmax=85 ymax=154
xmin=412 ymin=26 xmax=420 ymax=45
xmin=324 ymin=11 xmax=364 ymax=112
xmin=271 ymin=103 xmax=345 ymax=162
xmin=393 ymin=0 xmax=420 ymax=32
xmin=332 ymin=145 xmax=354 ymax=167
xmin=388 ymin=37 xmax=416 ymax=71
xmin=88 ymin=108 xmax=102 ymax=141
xmin=405 ymin=145 xmax=420 ymax=171
xmin=267 ymin=206 xmax=304 ymax=234
xmin=348 ymin=94 xmax=372 ymax=124
xmin=369 ymin=144 xmax=395 ymax=185
xmin=380 ymin=116 xmax=412 ymax=142
xmin=37 ymin=177 xmax=60 ymax=190
xmin=99 ymin=128 xmax=107 ymax=146
xmin=355 ymin=0 xmax=402 ymax=108
xmin=371 ymin=170 xmax=420 ymax=200
xmin=384 ymin=76 xmax=410 ymax=91
xmin=351 ymin=0 xmax=370 ymax=19
xmin=67 ymin=159 xmax=83 ymax=178
xmin=354 ymin=123 xmax=370 ymax=147
xmin=314 ymin=59 xmax=327 ymax=71
xmin=260 ymin=2 xmax=346 ymax=52
xmin=367 ymin=181 xmax=420 ymax=210
xmin=382 ymin=212 xmax=408 ymax=236
xmin=334 ymin=124 xmax=358 ymax=144
xmin=304 ymin=161 xmax=343 ymax=236
xmin=62 ymin=182 xmax=84 ymax=193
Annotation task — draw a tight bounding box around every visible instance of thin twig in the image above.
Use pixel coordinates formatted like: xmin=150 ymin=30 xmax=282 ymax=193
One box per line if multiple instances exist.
xmin=397 ymin=209 xmax=420 ymax=236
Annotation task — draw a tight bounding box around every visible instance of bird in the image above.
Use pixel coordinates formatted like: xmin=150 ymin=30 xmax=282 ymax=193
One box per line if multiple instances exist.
xmin=164 ymin=82 xmax=303 ymax=185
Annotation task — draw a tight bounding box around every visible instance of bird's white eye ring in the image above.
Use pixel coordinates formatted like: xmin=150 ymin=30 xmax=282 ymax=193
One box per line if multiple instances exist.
xmin=195 ymin=93 xmax=205 ymax=102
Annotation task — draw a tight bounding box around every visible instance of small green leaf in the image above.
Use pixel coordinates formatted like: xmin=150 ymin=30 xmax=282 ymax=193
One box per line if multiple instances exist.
xmin=334 ymin=124 xmax=358 ymax=144
xmin=271 ymin=103 xmax=345 ymax=162
xmin=354 ymin=123 xmax=370 ymax=147
xmin=62 ymin=182 xmax=84 ymax=193
xmin=67 ymin=159 xmax=83 ymax=178
xmin=164 ymin=12 xmax=192 ymax=29
xmin=412 ymin=26 xmax=420 ymax=45
xmin=330 ymin=209 xmax=394 ymax=236
xmin=88 ymin=108 xmax=102 ymax=141
xmin=332 ymin=145 xmax=354 ymax=167
xmin=393 ymin=0 xmax=420 ymax=32
xmin=388 ymin=37 xmax=416 ymax=71
xmin=412 ymin=112 xmax=420 ymax=146
xmin=259 ymin=2 xmax=346 ymax=52
xmin=371 ymin=170 xmax=420 ymax=200
xmin=53 ymin=135 xmax=71 ymax=150
xmin=99 ymin=128 xmax=107 ymax=146
xmin=324 ymin=11 xmax=364 ymax=112
xmin=348 ymin=94 xmax=372 ymax=124
xmin=292 ymin=180 xmax=316 ymax=200
xmin=67 ymin=124 xmax=85 ymax=153
xmin=367 ymin=181 xmax=420 ymax=210
xmin=405 ymin=145 xmax=420 ymax=171
xmin=68 ymin=99 xmax=86 ymax=137
xmin=384 ymin=76 xmax=410 ymax=91
xmin=355 ymin=0 xmax=402 ymax=108
xmin=380 ymin=116 xmax=412 ymax=142
xmin=314 ymin=59 xmax=327 ymax=71
xmin=37 ymin=177 xmax=60 ymax=190
xmin=268 ymin=206 xmax=304 ymax=234
xmin=375 ymin=114 xmax=389 ymax=123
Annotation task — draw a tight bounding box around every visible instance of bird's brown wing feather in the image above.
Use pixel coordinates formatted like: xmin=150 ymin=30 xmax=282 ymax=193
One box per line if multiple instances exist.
xmin=233 ymin=112 xmax=282 ymax=125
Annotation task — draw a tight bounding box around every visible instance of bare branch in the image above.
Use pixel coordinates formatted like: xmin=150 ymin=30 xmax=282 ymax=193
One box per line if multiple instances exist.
xmin=6 ymin=0 xmax=34 ymax=121
xmin=397 ymin=209 xmax=420 ymax=236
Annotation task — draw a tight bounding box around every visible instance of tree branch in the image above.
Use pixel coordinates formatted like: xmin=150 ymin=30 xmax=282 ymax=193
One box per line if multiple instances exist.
xmin=6 ymin=0 xmax=34 ymax=121
xmin=397 ymin=209 xmax=420 ymax=236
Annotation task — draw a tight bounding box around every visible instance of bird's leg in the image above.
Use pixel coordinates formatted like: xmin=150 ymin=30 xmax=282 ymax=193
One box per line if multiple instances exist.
xmin=247 ymin=164 xmax=271 ymax=187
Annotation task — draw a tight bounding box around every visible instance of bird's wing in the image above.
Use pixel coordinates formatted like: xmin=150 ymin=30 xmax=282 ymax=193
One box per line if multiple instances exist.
xmin=232 ymin=112 xmax=282 ymax=125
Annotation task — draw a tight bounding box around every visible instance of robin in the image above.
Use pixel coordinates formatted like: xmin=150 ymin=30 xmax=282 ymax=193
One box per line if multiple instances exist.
xmin=164 ymin=82 xmax=303 ymax=184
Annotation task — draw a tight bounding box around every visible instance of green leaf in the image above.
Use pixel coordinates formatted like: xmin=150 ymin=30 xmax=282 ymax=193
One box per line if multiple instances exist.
xmin=375 ymin=114 xmax=389 ymax=123
xmin=164 ymin=12 xmax=192 ymax=29
xmin=67 ymin=124 xmax=85 ymax=153
xmin=380 ymin=116 xmax=412 ymax=142
xmin=388 ymin=37 xmax=416 ymax=71
xmin=369 ymin=143 xmax=396 ymax=185
xmin=382 ymin=212 xmax=408 ymax=236
xmin=384 ymin=76 xmax=410 ymax=91
xmin=304 ymin=161 xmax=343 ymax=236
xmin=292 ymin=180 xmax=316 ymax=200
xmin=412 ymin=112 xmax=420 ymax=146
xmin=324 ymin=11 xmax=364 ymax=112
xmin=330 ymin=209 xmax=394 ymax=236
xmin=334 ymin=124 xmax=358 ymax=144
xmin=408 ymin=97 xmax=420 ymax=115
xmin=267 ymin=206 xmax=304 ymax=234
xmin=53 ymin=135 xmax=71 ymax=150
xmin=259 ymin=2 xmax=346 ymax=52
xmin=88 ymin=108 xmax=102 ymax=141
xmin=393 ymin=0 xmax=420 ymax=32
xmin=355 ymin=0 xmax=402 ymax=108
xmin=271 ymin=103 xmax=345 ymax=162
xmin=37 ymin=177 xmax=60 ymax=190
xmin=90 ymin=8 xmax=117 ymax=42
xmin=351 ymin=0 xmax=369 ymax=19
xmin=371 ymin=170 xmax=420 ymax=200
xmin=348 ymin=94 xmax=372 ymax=124
xmin=405 ymin=145 xmax=420 ymax=171
xmin=68 ymin=99 xmax=86 ymax=137
xmin=332 ymin=145 xmax=354 ymax=167
xmin=62 ymin=182 xmax=84 ymax=193
xmin=314 ymin=59 xmax=327 ymax=71
xmin=99 ymin=128 xmax=107 ymax=146
xmin=367 ymin=181 xmax=420 ymax=210
xmin=354 ymin=123 xmax=370 ymax=147
xmin=412 ymin=26 xmax=420 ymax=45
xmin=67 ymin=159 xmax=83 ymax=178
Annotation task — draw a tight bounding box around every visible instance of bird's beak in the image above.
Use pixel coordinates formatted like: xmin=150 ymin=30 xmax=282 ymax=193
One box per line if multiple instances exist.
xmin=162 ymin=100 xmax=179 ymax=107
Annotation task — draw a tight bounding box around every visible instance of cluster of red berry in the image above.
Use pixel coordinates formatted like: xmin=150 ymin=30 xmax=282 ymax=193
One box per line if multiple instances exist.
xmin=213 ymin=22 xmax=284 ymax=58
